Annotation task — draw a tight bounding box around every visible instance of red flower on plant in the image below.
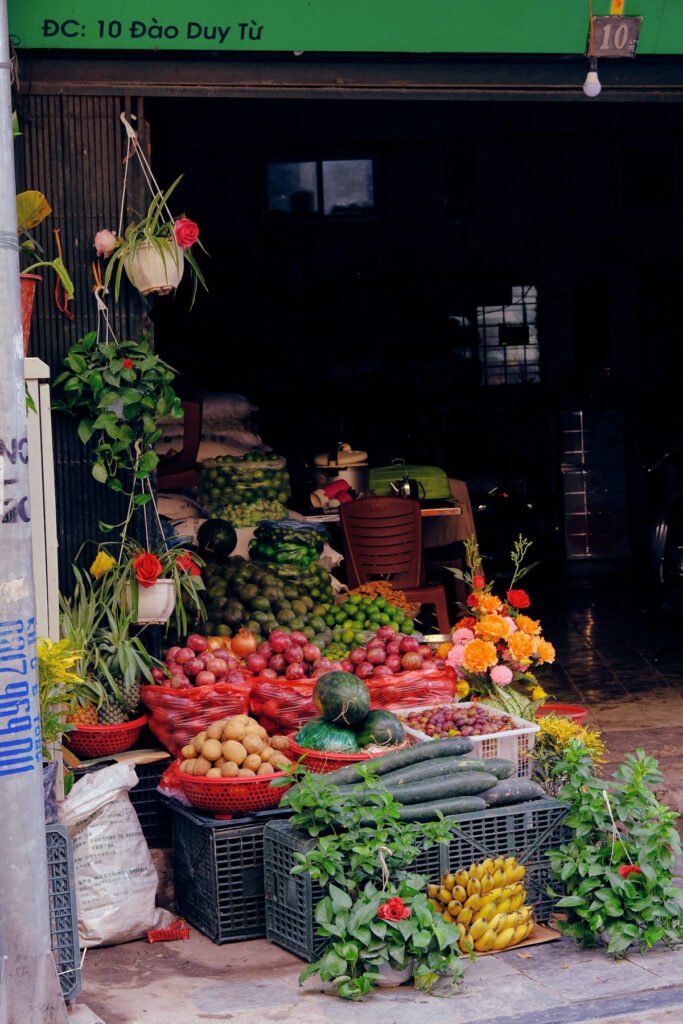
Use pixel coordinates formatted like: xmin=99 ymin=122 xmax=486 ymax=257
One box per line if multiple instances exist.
xmin=133 ymin=553 xmax=163 ymax=589
xmin=456 ymin=616 xmax=477 ymax=632
xmin=176 ymin=553 xmax=200 ymax=577
xmin=174 ymin=218 xmax=200 ymax=248
xmin=472 ymin=574 xmax=486 ymax=590
xmin=506 ymin=589 xmax=531 ymax=609
xmin=377 ymin=897 xmax=412 ymax=922
xmin=466 ymin=593 xmax=479 ymax=609
xmin=122 ymin=358 xmax=134 ymax=369
xmin=617 ymin=864 xmax=642 ymax=878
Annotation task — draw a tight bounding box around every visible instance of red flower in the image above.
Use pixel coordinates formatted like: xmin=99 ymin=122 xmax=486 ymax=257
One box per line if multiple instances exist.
xmin=456 ymin=616 xmax=477 ymax=632
xmin=122 ymin=358 xmax=134 ymax=369
xmin=176 ymin=553 xmax=200 ymax=577
xmin=133 ymin=553 xmax=163 ymax=589
xmin=467 ymin=593 xmax=479 ymax=609
xmin=617 ymin=864 xmax=642 ymax=878
xmin=506 ymin=589 xmax=530 ymax=609
xmin=174 ymin=218 xmax=200 ymax=248
xmin=472 ymin=574 xmax=486 ymax=590
xmin=377 ymin=897 xmax=412 ymax=922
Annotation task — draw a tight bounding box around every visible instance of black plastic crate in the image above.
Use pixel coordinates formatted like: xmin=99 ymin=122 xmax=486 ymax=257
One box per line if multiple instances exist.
xmin=168 ymin=801 xmax=292 ymax=944
xmin=264 ymin=820 xmax=444 ymax=962
xmin=443 ymin=798 xmax=570 ymax=924
xmin=73 ymin=758 xmax=172 ymax=847
xmin=46 ymin=823 xmax=81 ymax=1003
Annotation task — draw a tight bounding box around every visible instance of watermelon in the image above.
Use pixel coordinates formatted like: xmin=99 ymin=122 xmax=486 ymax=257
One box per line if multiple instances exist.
xmin=354 ymin=710 xmax=405 ymax=749
xmin=197 ymin=518 xmax=238 ymax=562
xmin=294 ymin=718 xmax=359 ymax=753
xmin=313 ymin=670 xmax=371 ymax=726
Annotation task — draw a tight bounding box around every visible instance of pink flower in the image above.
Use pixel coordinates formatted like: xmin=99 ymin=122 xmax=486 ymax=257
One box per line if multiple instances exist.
xmin=174 ymin=218 xmax=200 ymax=248
xmin=447 ymin=645 xmax=466 ymax=669
xmin=490 ymin=665 xmax=513 ymax=686
xmin=504 ymin=617 xmax=518 ymax=633
xmin=453 ymin=627 xmax=475 ymax=643
xmin=94 ymin=229 xmax=118 ymax=258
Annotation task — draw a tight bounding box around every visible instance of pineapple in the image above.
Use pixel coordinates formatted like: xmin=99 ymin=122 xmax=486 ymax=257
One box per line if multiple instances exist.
xmin=68 ymin=701 xmax=98 ymax=726
xmin=98 ymin=701 xmax=128 ymax=726
xmin=119 ymin=676 xmax=141 ymax=715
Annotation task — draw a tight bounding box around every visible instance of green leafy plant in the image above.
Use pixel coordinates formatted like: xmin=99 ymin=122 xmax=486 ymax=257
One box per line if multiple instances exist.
xmin=16 ymin=189 xmax=74 ymax=300
xmin=547 ymin=740 xmax=683 ymax=956
xmin=102 ymin=177 xmax=207 ymax=305
xmin=281 ymin=769 xmax=465 ymax=1000
xmin=112 ymin=537 xmax=206 ymax=638
xmin=36 ymin=637 xmax=83 ymax=759
xmin=53 ymin=331 xmax=183 ymax=492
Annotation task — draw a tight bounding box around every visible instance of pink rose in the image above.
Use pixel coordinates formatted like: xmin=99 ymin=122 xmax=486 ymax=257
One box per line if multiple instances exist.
xmin=94 ymin=229 xmax=118 ymax=258
xmin=490 ymin=665 xmax=513 ymax=686
xmin=174 ymin=218 xmax=200 ymax=248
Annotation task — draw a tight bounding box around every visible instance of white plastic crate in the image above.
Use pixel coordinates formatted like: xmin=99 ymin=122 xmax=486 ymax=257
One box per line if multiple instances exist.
xmin=396 ymin=702 xmax=539 ymax=778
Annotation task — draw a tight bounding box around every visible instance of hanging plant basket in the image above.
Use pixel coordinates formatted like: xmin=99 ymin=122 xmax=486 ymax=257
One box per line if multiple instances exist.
xmin=123 ymin=240 xmax=184 ymax=297
xmin=124 ymin=578 xmax=177 ymax=624
xmin=20 ymin=272 xmax=42 ymax=355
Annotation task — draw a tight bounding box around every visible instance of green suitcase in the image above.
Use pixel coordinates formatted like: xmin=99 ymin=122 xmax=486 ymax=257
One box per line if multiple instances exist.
xmin=369 ymin=460 xmax=451 ymax=500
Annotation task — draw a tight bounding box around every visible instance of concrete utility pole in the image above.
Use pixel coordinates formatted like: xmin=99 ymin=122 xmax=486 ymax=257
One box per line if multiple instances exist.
xmin=0 ymin=4 xmax=69 ymax=1022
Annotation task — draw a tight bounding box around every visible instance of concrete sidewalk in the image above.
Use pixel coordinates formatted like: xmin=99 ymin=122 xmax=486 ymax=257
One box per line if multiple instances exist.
xmin=73 ymin=929 xmax=683 ymax=1024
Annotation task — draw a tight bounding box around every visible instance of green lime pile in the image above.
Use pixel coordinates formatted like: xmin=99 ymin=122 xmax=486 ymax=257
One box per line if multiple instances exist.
xmin=324 ymin=592 xmax=416 ymax=646
xmin=201 ymin=556 xmax=335 ymax=640
xmin=198 ymin=453 xmax=291 ymax=526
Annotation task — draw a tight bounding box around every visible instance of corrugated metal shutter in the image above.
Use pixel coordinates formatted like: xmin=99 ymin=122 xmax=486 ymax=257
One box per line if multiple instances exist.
xmin=17 ymin=95 xmax=150 ymax=587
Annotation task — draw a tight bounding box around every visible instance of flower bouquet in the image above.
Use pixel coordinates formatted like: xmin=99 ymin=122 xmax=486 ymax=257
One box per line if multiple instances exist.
xmin=442 ymin=536 xmax=555 ymax=719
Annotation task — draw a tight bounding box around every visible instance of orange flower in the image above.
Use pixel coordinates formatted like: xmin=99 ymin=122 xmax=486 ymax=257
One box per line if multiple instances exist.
xmin=478 ymin=594 xmax=503 ymax=613
xmin=508 ymin=631 xmax=535 ymax=660
xmin=514 ymin=615 xmax=542 ymax=636
xmin=436 ymin=641 xmax=453 ymax=659
xmin=534 ymin=638 xmax=556 ymax=664
xmin=475 ymin=614 xmax=514 ymax=642
xmin=455 ymin=616 xmax=477 ymax=632
xmin=463 ymin=639 xmax=498 ymax=674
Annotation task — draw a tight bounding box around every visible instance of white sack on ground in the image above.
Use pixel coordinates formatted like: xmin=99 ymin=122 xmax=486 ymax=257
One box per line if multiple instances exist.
xmin=60 ymin=762 xmax=173 ymax=947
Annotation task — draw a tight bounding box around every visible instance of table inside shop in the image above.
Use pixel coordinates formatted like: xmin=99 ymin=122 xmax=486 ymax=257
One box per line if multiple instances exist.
xmin=290 ymin=501 xmax=463 ymax=548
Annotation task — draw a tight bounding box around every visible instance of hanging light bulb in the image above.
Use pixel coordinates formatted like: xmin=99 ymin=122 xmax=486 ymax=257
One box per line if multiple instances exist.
xmin=583 ymin=57 xmax=602 ymax=98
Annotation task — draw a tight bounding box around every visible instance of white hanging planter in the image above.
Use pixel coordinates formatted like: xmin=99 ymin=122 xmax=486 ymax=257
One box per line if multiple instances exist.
xmin=124 ymin=240 xmax=184 ymax=297
xmin=124 ymin=579 xmax=177 ymax=624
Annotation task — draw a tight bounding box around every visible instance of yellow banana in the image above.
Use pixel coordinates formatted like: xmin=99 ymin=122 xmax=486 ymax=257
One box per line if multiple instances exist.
xmin=451 ymin=885 xmax=467 ymax=903
xmin=479 ymin=890 xmax=500 ymax=908
xmin=511 ymin=865 xmax=526 ymax=883
xmin=481 ymin=858 xmax=496 ymax=875
xmin=492 ymin=926 xmax=517 ymax=950
xmin=455 ymin=870 xmax=469 ymax=888
xmin=512 ymin=923 xmax=529 ymax=945
xmin=442 ymin=873 xmax=456 ymax=891
xmin=493 ymin=856 xmax=506 ymax=870
xmin=480 ymin=874 xmax=495 ymax=894
xmin=524 ymin=920 xmax=535 ymax=938
xmin=518 ymin=906 xmax=533 ymax=925
xmin=457 ymin=906 xmax=473 ymax=926
xmin=504 ymin=857 xmax=518 ymax=870
xmin=492 ymin=869 xmax=507 ymax=888
xmin=439 ymin=887 xmax=453 ymax=904
xmin=467 ymin=917 xmax=490 ymax=942
xmin=488 ymin=912 xmax=509 ymax=934
xmin=494 ymin=897 xmax=512 ymax=915
xmin=504 ymin=911 xmax=522 ymax=930
xmin=472 ymin=902 xmax=498 ymax=924
xmin=442 ymin=911 xmax=455 ymax=923
xmin=427 ymin=884 xmax=440 ymax=899
xmin=464 ymin=893 xmax=483 ymax=911
xmin=448 ymin=900 xmax=463 ymax=916
xmin=509 ymin=893 xmax=525 ymax=912
xmin=466 ymin=878 xmax=482 ymax=897
xmin=474 ymin=928 xmax=498 ymax=952
xmin=430 ymin=899 xmax=443 ymax=912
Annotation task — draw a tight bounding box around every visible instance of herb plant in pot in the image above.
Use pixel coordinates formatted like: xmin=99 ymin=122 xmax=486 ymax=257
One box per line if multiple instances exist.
xmin=17 ymin=190 xmax=74 ymax=353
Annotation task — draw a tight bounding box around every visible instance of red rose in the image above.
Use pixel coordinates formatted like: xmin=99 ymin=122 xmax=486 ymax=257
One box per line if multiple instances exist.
xmin=467 ymin=593 xmax=479 ymax=609
xmin=617 ymin=864 xmax=642 ymax=878
xmin=506 ymin=589 xmax=530 ymax=609
xmin=473 ymin=574 xmax=486 ymax=590
xmin=176 ymin=553 xmax=200 ymax=577
xmin=122 ymin=358 xmax=134 ymax=369
xmin=133 ymin=553 xmax=163 ymax=589
xmin=174 ymin=218 xmax=200 ymax=248
xmin=377 ymin=897 xmax=412 ymax=922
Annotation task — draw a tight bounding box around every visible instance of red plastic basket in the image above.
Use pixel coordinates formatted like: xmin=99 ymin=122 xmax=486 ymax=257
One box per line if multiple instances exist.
xmin=147 ymin=919 xmax=190 ymax=943
xmin=173 ymin=761 xmax=291 ymax=816
xmin=286 ymin=737 xmax=378 ymax=774
xmin=66 ymin=714 xmax=148 ymax=757
xmin=536 ymin=704 xmax=588 ymax=727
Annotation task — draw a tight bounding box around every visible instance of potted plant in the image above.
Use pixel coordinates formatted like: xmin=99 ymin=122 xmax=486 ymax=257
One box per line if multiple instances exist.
xmin=52 ymin=330 xmax=184 ymax=492
xmin=281 ymin=768 xmax=465 ymax=1000
xmin=59 ymin=559 xmax=156 ymax=752
xmin=17 ymin=190 xmax=75 ymax=354
xmin=113 ymin=539 xmax=205 ymax=635
xmin=95 ymin=177 xmax=206 ymax=304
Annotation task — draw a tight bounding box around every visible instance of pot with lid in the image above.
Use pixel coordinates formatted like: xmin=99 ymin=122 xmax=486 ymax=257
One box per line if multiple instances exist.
xmin=390 ymin=475 xmax=426 ymax=500
xmin=311 ymin=443 xmax=369 ymax=506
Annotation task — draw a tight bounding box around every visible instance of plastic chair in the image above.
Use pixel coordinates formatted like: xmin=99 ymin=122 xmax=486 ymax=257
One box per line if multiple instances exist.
xmin=339 ymin=496 xmax=451 ymax=633
xmin=156 ymin=401 xmax=202 ymax=491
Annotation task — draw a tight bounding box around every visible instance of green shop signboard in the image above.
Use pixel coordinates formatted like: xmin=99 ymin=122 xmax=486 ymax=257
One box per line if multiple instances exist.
xmin=7 ymin=1 xmax=683 ymax=55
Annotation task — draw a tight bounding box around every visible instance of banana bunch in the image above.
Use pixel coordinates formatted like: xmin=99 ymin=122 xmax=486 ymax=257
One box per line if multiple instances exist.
xmin=427 ymin=857 xmax=534 ymax=953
